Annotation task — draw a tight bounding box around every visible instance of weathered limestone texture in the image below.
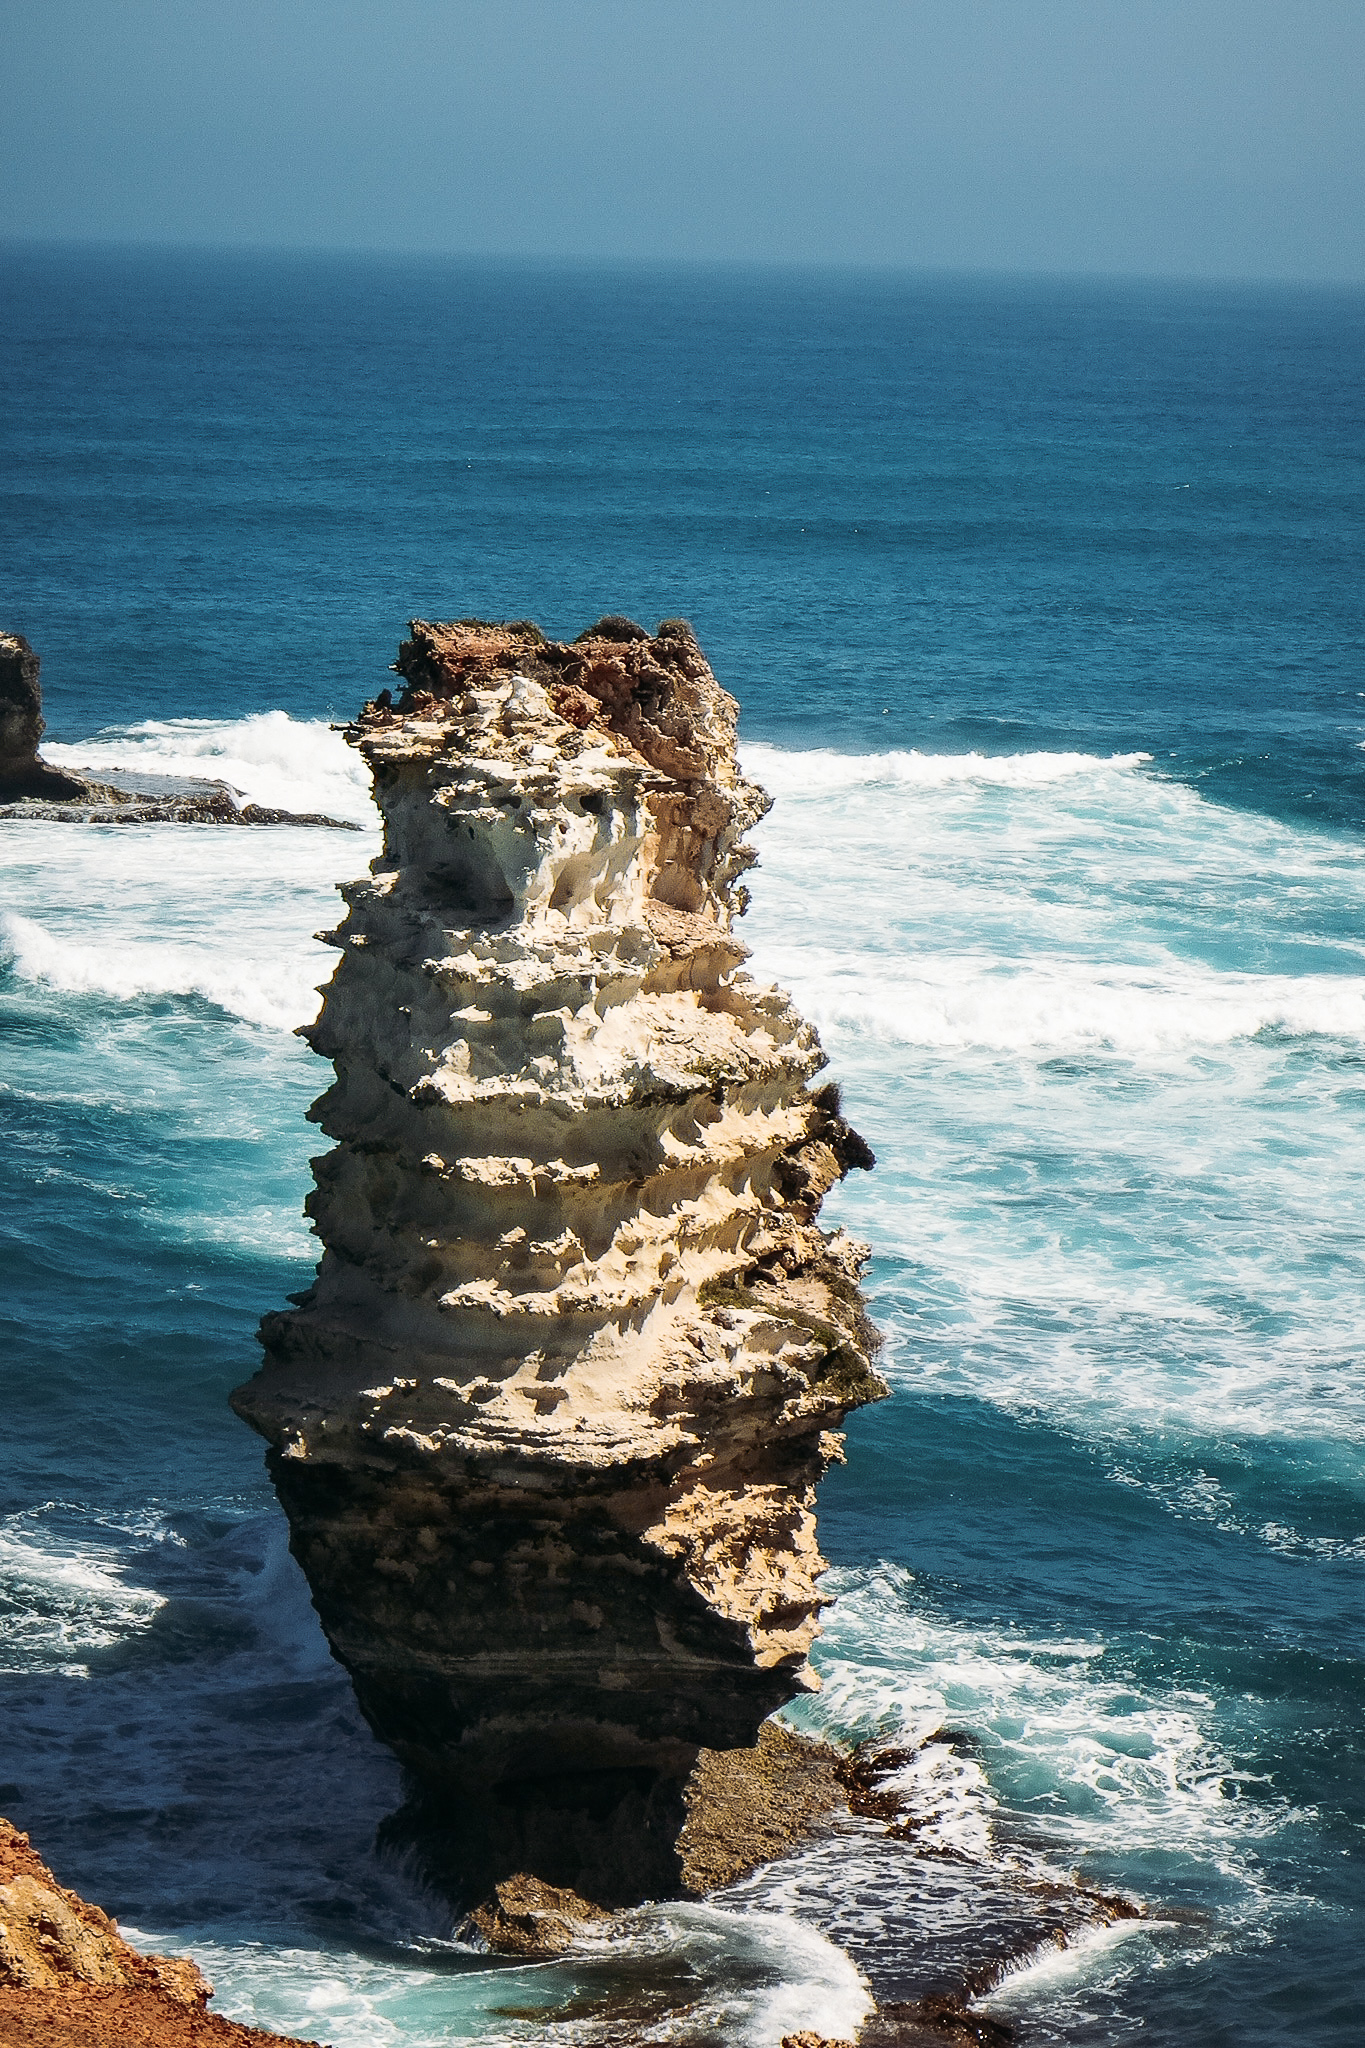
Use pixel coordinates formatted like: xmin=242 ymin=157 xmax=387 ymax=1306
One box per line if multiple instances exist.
xmin=233 ymin=616 xmax=886 ymax=1901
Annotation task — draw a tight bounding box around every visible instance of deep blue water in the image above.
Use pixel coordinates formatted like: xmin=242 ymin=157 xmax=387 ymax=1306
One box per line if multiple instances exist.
xmin=2 ymin=246 xmax=1364 ymax=2047
xmin=6 ymin=248 xmax=1364 ymax=816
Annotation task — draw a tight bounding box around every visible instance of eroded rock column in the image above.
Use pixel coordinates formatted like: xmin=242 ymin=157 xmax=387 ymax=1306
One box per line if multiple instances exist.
xmin=233 ymin=616 xmax=885 ymax=1902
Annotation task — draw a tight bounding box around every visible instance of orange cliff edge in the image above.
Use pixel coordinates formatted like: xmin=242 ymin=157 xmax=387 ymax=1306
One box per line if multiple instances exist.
xmin=0 ymin=1818 xmax=323 ymax=2048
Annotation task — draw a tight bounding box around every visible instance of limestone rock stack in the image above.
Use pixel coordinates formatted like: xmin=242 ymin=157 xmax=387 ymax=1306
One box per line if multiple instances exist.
xmin=232 ymin=616 xmax=885 ymax=1902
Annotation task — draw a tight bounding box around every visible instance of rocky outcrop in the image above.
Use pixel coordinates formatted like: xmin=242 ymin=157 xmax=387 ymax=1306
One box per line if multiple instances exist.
xmin=783 ymin=2006 xmax=1015 ymax=2048
xmin=0 ymin=1819 xmax=207 ymax=2006
xmin=677 ymin=1721 xmax=850 ymax=1894
xmin=459 ymin=1874 xmax=610 ymax=1956
xmin=0 ymin=631 xmax=357 ymax=827
xmin=0 ymin=785 xmax=361 ymax=827
xmin=233 ymin=615 xmax=886 ymax=1903
xmin=0 ymin=634 xmax=90 ymax=801
xmin=0 ymin=1819 xmax=320 ymax=2048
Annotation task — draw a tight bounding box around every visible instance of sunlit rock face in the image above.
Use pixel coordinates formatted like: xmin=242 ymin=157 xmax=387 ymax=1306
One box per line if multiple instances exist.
xmin=233 ymin=616 xmax=885 ymax=1903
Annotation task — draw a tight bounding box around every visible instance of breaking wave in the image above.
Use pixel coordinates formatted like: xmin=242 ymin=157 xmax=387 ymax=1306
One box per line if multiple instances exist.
xmin=43 ymin=712 xmax=379 ymax=828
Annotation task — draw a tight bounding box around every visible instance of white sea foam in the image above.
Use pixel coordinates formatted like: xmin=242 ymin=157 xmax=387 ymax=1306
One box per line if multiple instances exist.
xmin=768 ymin=954 xmax=1365 ymax=1057
xmin=177 ymin=1902 xmax=869 ymax=2048
xmin=745 ymin=740 xmax=1154 ymax=793
xmin=788 ymin=1566 xmax=1298 ymax=1878
xmin=1 ymin=717 xmax=380 ymax=1031
xmin=861 ymin=1215 xmax=1365 ymax=1450
xmin=984 ymin=1913 xmax=1162 ymax=2012
xmin=0 ymin=906 xmax=324 ymax=1032
xmin=738 ymin=740 xmax=1365 ymax=1468
xmin=217 ymin=1516 xmax=343 ymax=1678
xmin=0 ymin=1510 xmax=167 ymax=1674
xmin=741 ymin=742 xmax=1365 ymax=1061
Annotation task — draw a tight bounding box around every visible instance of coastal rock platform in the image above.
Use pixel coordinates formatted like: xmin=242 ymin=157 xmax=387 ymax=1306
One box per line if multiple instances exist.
xmin=463 ymin=1721 xmax=1139 ymax=2038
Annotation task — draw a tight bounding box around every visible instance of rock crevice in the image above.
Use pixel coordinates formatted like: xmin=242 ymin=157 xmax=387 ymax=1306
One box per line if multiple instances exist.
xmin=233 ymin=616 xmax=886 ymax=1902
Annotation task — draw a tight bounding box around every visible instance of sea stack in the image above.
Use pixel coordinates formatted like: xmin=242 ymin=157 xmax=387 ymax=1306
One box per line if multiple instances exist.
xmin=232 ymin=616 xmax=885 ymax=1903
xmin=0 ymin=632 xmax=88 ymax=800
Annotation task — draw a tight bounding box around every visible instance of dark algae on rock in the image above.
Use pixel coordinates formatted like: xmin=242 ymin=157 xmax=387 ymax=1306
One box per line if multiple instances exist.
xmin=233 ymin=617 xmax=886 ymax=1906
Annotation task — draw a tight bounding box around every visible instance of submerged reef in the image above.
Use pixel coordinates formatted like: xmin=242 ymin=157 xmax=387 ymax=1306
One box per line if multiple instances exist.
xmin=233 ymin=616 xmax=886 ymax=1902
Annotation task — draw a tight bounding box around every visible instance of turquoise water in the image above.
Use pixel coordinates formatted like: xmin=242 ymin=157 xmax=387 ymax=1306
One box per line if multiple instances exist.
xmin=1 ymin=249 xmax=1363 ymax=2044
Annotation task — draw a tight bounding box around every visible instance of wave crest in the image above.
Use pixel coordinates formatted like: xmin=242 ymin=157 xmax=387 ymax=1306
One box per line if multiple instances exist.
xmin=43 ymin=711 xmax=379 ymax=827
xmin=743 ymin=741 xmax=1154 ymax=794
xmin=0 ymin=909 xmax=319 ymax=1032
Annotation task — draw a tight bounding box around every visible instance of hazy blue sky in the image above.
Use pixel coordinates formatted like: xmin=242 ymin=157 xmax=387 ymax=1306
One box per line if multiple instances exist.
xmin=3 ymin=0 xmax=1362 ymax=279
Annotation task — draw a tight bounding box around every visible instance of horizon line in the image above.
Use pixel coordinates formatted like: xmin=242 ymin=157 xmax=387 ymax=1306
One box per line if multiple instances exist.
xmin=3 ymin=233 xmax=1363 ymax=295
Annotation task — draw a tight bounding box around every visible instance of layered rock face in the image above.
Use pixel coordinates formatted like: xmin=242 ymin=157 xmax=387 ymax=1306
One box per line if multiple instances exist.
xmin=233 ymin=616 xmax=885 ymax=1902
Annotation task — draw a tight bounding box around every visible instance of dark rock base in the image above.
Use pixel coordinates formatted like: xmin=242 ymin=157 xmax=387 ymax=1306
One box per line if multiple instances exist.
xmin=0 ymin=790 xmax=359 ymax=828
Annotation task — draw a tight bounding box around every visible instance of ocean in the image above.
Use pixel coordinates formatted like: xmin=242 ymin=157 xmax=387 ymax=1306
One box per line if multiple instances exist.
xmin=1 ymin=245 xmax=1363 ymax=2045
